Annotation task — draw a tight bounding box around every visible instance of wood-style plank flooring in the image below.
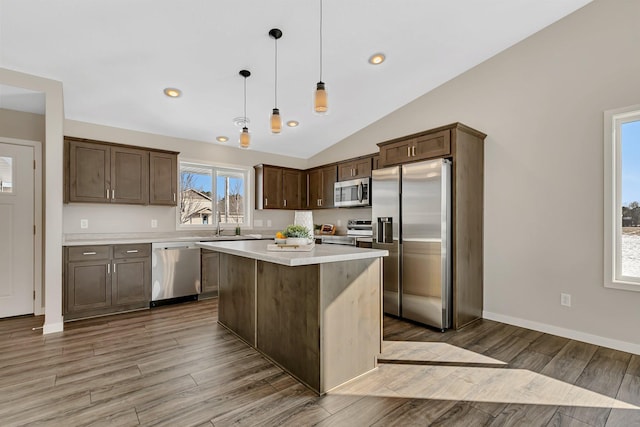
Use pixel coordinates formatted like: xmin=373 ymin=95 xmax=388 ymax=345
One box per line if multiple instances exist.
xmin=0 ymin=299 xmax=638 ymax=426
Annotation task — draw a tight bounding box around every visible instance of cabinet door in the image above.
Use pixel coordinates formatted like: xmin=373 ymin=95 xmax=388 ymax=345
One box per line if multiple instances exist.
xmin=352 ymin=158 xmax=372 ymax=179
xmin=372 ymin=154 xmax=381 ymax=170
xmin=66 ymin=261 xmax=111 ymax=314
xmin=321 ymin=165 xmax=337 ymax=208
xmin=263 ymin=166 xmax=283 ymax=209
xmin=413 ymin=130 xmax=451 ymax=161
xmin=111 ymin=146 xmax=149 ymax=204
xmin=201 ymin=250 xmax=219 ymax=297
xmin=379 ymin=139 xmax=414 ymax=167
xmin=68 ymin=140 xmax=110 ymax=203
xmin=149 ymin=152 xmax=177 ymax=206
xmin=307 ymin=169 xmax=321 ymax=208
xmin=112 ymin=258 xmax=150 ymax=306
xmin=282 ymin=169 xmax=302 ymax=209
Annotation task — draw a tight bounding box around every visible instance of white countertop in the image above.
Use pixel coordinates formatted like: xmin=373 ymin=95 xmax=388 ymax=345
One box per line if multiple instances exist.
xmin=63 ymin=233 xmax=271 ymax=246
xmin=197 ymin=240 xmax=388 ymax=267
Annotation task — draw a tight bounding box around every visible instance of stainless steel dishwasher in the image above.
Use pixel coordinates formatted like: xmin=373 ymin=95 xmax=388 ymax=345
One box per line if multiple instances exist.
xmin=151 ymin=242 xmax=201 ymax=306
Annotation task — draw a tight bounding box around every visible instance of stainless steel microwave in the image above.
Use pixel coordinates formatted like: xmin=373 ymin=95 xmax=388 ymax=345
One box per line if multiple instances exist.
xmin=334 ymin=177 xmax=371 ymax=207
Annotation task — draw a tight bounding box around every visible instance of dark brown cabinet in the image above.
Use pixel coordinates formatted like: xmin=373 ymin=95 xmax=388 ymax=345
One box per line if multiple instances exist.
xmin=64 ymin=137 xmax=178 ymax=205
xmin=255 ymin=165 xmax=304 ymax=210
xmin=200 ymin=249 xmax=219 ymax=299
xmin=64 ymin=244 xmax=151 ymax=320
xmin=149 ymin=152 xmax=177 ymax=206
xmin=307 ymin=165 xmax=337 ymax=208
xmin=337 ymin=156 xmax=372 ymax=181
xmin=378 ymin=129 xmax=451 ymax=167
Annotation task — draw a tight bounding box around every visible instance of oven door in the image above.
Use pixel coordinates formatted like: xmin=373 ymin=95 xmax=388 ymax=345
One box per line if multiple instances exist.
xmin=334 ymin=178 xmax=371 ymax=207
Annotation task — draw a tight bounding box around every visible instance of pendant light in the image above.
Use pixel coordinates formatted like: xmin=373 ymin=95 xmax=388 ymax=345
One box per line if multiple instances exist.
xmin=314 ymin=0 xmax=328 ymax=114
xmin=239 ymin=70 xmax=251 ymax=149
xmin=269 ymin=28 xmax=283 ymax=134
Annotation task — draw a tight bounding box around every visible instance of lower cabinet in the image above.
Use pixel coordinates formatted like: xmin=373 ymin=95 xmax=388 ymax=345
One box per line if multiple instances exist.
xmin=64 ymin=244 xmax=151 ymax=320
xmin=200 ymin=249 xmax=219 ymax=299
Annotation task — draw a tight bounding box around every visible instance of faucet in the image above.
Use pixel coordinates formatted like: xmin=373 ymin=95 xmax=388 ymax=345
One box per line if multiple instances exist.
xmin=216 ymin=223 xmax=222 ymax=236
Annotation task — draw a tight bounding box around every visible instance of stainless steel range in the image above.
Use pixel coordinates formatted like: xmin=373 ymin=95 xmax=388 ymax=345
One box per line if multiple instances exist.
xmin=321 ymin=219 xmax=372 ymax=247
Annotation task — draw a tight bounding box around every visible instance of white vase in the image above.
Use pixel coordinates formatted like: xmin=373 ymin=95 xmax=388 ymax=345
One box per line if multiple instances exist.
xmin=286 ymin=237 xmax=307 ymax=246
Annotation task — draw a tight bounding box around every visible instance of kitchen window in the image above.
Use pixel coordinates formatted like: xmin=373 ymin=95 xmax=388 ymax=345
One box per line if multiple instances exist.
xmin=178 ymin=161 xmax=249 ymax=228
xmin=604 ymin=105 xmax=640 ymax=291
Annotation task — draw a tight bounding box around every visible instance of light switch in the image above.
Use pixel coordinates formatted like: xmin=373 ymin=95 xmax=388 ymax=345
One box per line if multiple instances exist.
xmin=151 ymin=219 xmax=158 ymax=228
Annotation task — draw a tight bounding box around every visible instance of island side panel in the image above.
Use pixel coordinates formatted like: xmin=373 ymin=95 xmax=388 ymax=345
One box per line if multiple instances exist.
xmin=218 ymin=253 xmax=256 ymax=346
xmin=256 ymin=261 xmax=320 ymax=392
xmin=320 ymin=257 xmax=382 ymax=393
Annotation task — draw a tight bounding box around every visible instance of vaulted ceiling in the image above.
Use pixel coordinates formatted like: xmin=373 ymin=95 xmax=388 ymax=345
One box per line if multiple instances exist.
xmin=0 ymin=0 xmax=592 ymax=158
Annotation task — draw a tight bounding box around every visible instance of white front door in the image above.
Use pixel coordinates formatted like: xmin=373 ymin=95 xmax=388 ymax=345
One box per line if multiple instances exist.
xmin=0 ymin=142 xmax=34 ymax=317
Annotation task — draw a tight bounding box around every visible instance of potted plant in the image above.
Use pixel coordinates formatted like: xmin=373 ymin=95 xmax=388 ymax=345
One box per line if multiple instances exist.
xmin=282 ymin=224 xmax=311 ymax=246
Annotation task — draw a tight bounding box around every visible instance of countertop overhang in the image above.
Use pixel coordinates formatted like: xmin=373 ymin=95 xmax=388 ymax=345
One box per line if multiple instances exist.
xmin=197 ymin=240 xmax=388 ymax=267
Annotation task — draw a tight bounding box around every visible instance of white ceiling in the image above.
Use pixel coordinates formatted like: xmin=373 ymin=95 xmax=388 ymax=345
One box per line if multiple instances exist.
xmin=0 ymin=0 xmax=592 ymax=159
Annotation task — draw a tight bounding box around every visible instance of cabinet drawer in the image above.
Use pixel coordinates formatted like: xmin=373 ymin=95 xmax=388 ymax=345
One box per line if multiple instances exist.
xmin=113 ymin=243 xmax=151 ymax=259
xmin=67 ymin=246 xmax=111 ymax=262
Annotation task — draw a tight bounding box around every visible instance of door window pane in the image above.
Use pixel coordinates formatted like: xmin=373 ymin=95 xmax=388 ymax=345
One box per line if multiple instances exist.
xmin=0 ymin=157 xmax=13 ymax=193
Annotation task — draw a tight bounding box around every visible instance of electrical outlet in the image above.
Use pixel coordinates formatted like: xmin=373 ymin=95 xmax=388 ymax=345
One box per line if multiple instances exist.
xmin=560 ymin=293 xmax=571 ymax=307
xmin=151 ymin=219 xmax=158 ymax=228
xmin=267 ymin=220 xmax=272 ymax=227
xmin=80 ymin=219 xmax=88 ymax=229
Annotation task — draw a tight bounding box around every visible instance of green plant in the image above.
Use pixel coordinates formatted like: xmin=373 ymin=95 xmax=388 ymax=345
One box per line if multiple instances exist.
xmin=283 ymin=224 xmax=311 ymax=239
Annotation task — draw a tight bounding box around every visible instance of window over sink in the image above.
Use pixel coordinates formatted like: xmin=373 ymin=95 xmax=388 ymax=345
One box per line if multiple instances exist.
xmin=178 ymin=161 xmax=250 ymax=229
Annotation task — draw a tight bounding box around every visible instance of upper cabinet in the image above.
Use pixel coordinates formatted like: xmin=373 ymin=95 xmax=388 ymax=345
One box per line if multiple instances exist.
xmin=255 ymin=165 xmax=304 ymax=210
xmin=307 ymin=165 xmax=337 ymax=209
xmin=337 ymin=156 xmax=373 ymax=181
xmin=64 ymin=137 xmax=178 ymax=206
xmin=149 ymin=152 xmax=178 ymax=206
xmin=378 ymin=129 xmax=450 ymax=167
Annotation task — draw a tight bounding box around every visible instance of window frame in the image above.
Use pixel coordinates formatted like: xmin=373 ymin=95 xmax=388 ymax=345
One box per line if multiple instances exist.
xmin=177 ymin=159 xmax=251 ymax=230
xmin=604 ymin=104 xmax=640 ymax=291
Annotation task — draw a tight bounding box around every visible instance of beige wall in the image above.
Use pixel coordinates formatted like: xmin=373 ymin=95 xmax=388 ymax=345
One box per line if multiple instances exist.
xmin=310 ymin=0 xmax=640 ymax=352
xmin=0 ymin=108 xmax=45 ymax=142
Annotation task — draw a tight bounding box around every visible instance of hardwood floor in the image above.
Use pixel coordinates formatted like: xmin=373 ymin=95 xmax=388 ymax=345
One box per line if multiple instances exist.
xmin=0 ymin=299 xmax=638 ymax=426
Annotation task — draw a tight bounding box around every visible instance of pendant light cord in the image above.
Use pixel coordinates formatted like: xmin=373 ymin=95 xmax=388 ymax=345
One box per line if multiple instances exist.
xmin=274 ymin=37 xmax=278 ymax=108
xmin=243 ymin=75 xmax=247 ymax=126
xmin=319 ymin=0 xmax=323 ymax=82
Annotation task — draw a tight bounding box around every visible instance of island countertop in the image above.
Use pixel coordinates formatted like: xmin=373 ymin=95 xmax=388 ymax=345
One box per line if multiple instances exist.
xmin=196 ymin=240 xmax=388 ymax=267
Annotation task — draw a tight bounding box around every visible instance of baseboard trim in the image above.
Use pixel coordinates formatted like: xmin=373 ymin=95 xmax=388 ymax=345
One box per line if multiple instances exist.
xmin=483 ymin=311 xmax=640 ymax=356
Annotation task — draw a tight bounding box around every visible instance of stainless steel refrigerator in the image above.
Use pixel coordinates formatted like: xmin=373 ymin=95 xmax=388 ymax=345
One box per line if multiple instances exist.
xmin=372 ymin=159 xmax=452 ymax=330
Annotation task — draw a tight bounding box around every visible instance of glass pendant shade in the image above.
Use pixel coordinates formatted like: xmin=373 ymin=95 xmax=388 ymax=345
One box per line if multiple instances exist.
xmin=271 ymin=108 xmax=282 ymax=134
xmin=239 ymin=127 xmax=250 ymax=149
xmin=314 ymin=81 xmax=328 ymax=114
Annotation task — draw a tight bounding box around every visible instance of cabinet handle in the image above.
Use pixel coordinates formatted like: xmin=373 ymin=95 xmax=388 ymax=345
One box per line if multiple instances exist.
xmin=265 ymin=198 xmax=268 ymax=207
xmin=412 ymin=146 xmax=416 ymax=157
xmin=107 ymin=263 xmax=110 ymax=274
xmin=106 ymin=189 xmax=110 ymax=199
xmin=82 ymin=251 xmax=97 ymax=256
xmin=284 ymin=199 xmax=287 ymax=207
xmin=112 ymin=189 xmax=115 ymax=199
xmin=407 ymin=146 xmax=411 ymax=157
xmin=354 ymin=168 xmax=358 ymax=176
xmin=173 ymin=193 xmax=176 ymax=202
xmin=113 ymin=263 xmax=116 ymax=273
xmin=126 ymin=250 xmax=139 ymax=253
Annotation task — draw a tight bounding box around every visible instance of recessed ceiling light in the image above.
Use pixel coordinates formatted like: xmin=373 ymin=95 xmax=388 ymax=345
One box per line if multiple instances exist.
xmin=286 ymin=120 xmax=299 ymax=127
xmin=163 ymin=87 xmax=181 ymax=97
xmin=368 ymin=53 xmax=385 ymax=65
xmin=216 ymin=136 xmax=229 ymax=143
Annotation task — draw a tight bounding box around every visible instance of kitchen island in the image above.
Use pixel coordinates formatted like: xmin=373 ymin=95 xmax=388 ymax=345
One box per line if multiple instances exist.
xmin=197 ymin=240 xmax=388 ymax=395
